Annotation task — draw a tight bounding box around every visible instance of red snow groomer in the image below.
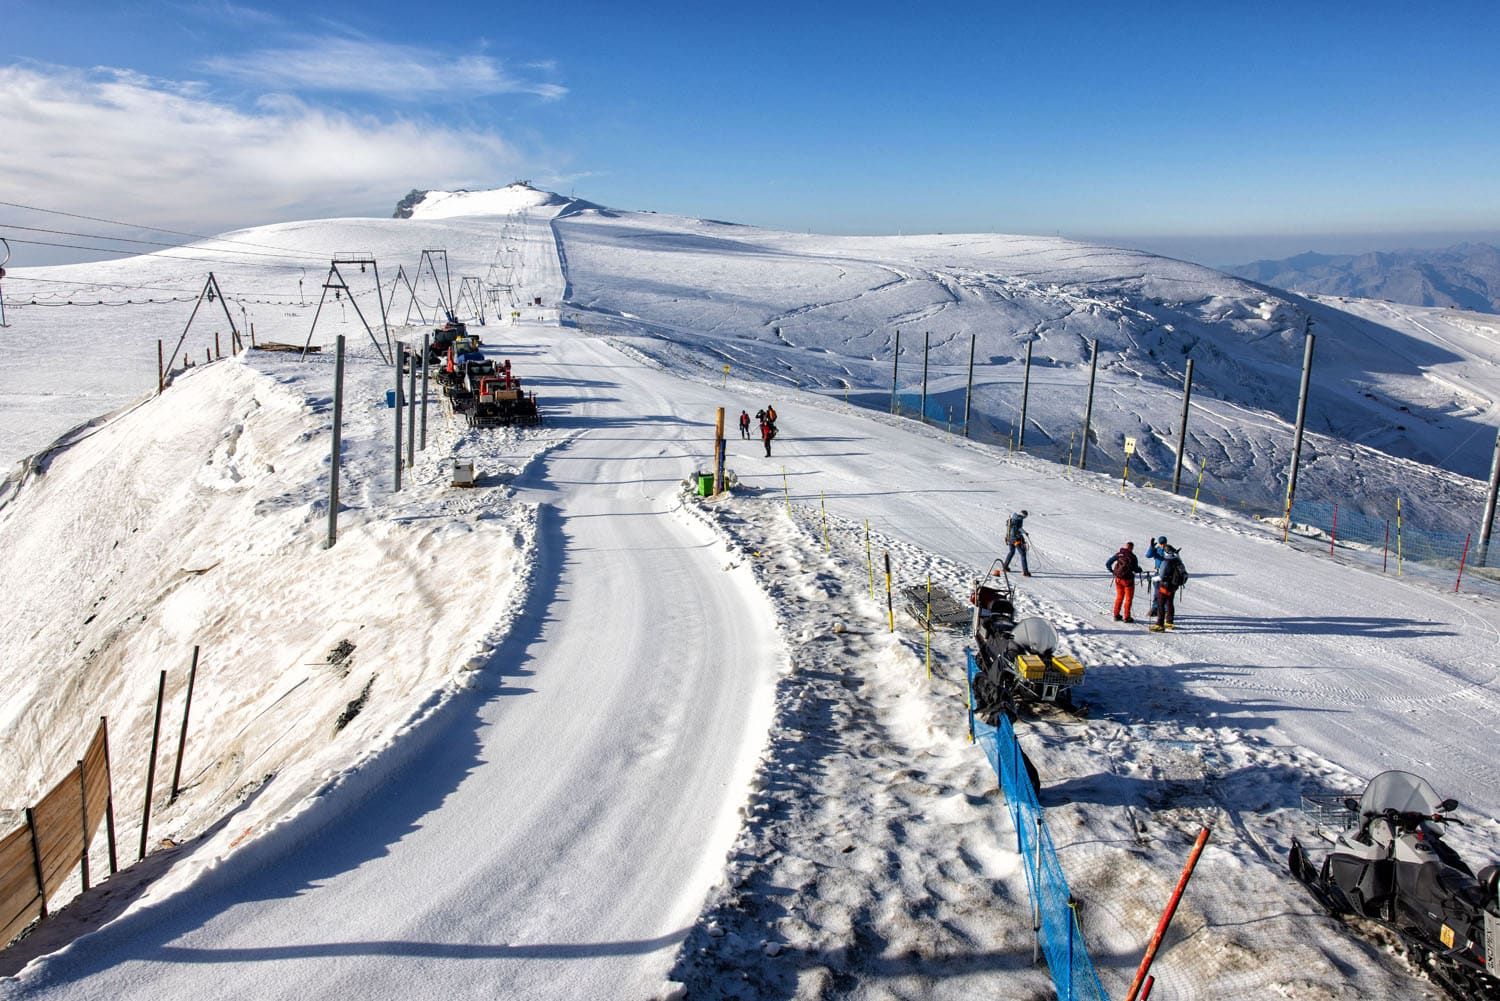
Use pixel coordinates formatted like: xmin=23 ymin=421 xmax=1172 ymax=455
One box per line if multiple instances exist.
xmin=467 ymin=358 xmax=540 ymax=428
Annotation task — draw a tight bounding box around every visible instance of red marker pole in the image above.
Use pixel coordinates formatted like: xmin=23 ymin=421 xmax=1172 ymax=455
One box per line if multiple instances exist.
xmin=1456 ymin=533 xmax=1471 ymax=593
xmin=1125 ymin=825 xmax=1212 ymax=1001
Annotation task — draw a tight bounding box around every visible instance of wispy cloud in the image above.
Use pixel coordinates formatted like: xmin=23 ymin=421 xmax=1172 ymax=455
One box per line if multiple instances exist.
xmin=203 ymin=38 xmax=566 ymax=100
xmin=0 ymin=64 xmax=529 ymax=234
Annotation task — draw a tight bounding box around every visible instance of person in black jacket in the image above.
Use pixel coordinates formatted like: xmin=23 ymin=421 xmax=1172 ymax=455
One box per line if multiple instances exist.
xmin=1105 ymin=541 xmax=1141 ymax=622
xmin=1001 ymin=510 xmax=1030 ymax=576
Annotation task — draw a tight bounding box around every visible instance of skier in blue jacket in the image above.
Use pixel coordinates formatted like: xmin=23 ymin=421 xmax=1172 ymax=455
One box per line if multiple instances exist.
xmin=1001 ymin=510 xmax=1031 ymax=577
xmin=1145 ymin=535 xmax=1169 ymax=616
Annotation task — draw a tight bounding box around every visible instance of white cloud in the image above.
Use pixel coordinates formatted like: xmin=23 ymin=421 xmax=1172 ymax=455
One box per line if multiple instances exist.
xmin=0 ymin=64 xmax=529 ymax=235
xmin=203 ymin=38 xmax=566 ymax=100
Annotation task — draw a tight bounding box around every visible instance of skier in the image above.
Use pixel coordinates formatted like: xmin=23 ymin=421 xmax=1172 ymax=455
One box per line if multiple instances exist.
xmin=761 ymin=417 xmax=776 ymax=457
xmin=1001 ymin=510 xmax=1031 ymax=577
xmin=1145 ymin=535 xmax=1169 ymax=617
xmin=1150 ymin=545 xmax=1188 ymax=632
xmin=1105 ymin=541 xmax=1141 ymax=622
xmin=738 ymin=410 xmax=751 ymax=439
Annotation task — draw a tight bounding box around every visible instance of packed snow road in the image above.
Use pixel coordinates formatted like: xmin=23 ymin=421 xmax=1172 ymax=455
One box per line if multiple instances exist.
xmin=3 ymin=221 xmax=779 ymax=999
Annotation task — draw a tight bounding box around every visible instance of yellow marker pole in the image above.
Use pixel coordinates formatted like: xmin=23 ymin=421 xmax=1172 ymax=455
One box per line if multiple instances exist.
xmin=782 ymin=466 xmax=792 ymax=517
xmin=925 ymin=573 xmax=933 ymax=679
xmin=1120 ymin=454 xmax=1131 ymax=494
xmin=1281 ymin=487 xmax=1293 ymax=544
xmin=866 ymin=519 xmax=874 ymax=599
xmin=1397 ymin=496 xmax=1404 ymax=576
xmin=821 ymin=492 xmax=830 ymax=553
xmin=1191 ymin=464 xmax=1205 ymax=517
xmin=721 ymin=363 xmax=729 ymax=388
xmin=884 ymin=552 xmax=894 ymax=632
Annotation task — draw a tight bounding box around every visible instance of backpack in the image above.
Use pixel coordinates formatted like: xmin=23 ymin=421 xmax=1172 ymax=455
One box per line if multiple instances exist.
xmin=1110 ymin=549 xmax=1135 ymax=581
xmin=1162 ymin=556 xmax=1188 ymax=590
xmin=1007 ymin=515 xmax=1023 ymax=542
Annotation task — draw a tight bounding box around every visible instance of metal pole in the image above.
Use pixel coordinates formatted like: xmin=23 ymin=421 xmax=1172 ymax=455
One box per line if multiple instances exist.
xmin=25 ymin=808 xmax=46 ymax=919
xmin=406 ymin=352 xmax=417 ymax=469
xmin=139 ymin=670 xmax=166 ymax=861
xmin=394 ymin=343 xmax=404 ymax=492
xmin=420 ymin=333 xmax=430 ymax=450
xmin=169 ymin=646 xmax=200 ymax=803
xmin=919 ymin=332 xmax=930 ymax=424
xmin=1284 ymin=332 xmax=1317 ymax=525
xmin=1125 ymin=824 xmax=1213 ymax=1001
xmin=963 ymin=333 xmax=976 ymax=437
xmin=1478 ymin=427 xmax=1500 ymax=566
xmin=1080 ymin=339 xmax=1098 ymax=471
xmin=1172 ymin=358 xmax=1195 ymax=494
xmin=327 ymin=335 xmax=345 ymax=548
xmin=891 ymin=330 xmax=900 ymax=413
xmin=1019 ymin=338 xmax=1033 ymax=449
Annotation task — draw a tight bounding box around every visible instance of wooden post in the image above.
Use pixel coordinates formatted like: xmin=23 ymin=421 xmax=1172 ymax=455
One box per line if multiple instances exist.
xmin=77 ymin=762 xmax=90 ymax=891
xmin=157 ymin=339 xmax=164 ymax=395
xmin=215 ymin=331 xmax=221 ymax=359
xmin=25 ymin=808 xmax=47 ymax=919
xmin=1126 ymin=825 xmax=1213 ymax=1001
xmin=250 ymin=324 xmax=256 ymax=348
xmin=170 ymin=646 xmax=200 ymax=802
xmin=140 ymin=670 xmax=166 ymax=861
xmin=101 ymin=716 xmax=118 ymax=874
xmin=713 ymin=407 xmax=726 ymax=495
xmin=327 ymin=335 xmax=345 ymax=548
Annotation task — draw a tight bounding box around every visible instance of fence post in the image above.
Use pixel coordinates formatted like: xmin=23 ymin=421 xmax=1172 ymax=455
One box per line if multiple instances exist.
xmin=884 ymin=552 xmax=894 ymax=632
xmin=920 ymin=332 xmax=930 ymax=424
xmin=963 ymin=333 xmax=975 ymax=437
xmin=420 ymin=333 xmax=431 ymax=451
xmin=327 ymin=334 xmax=345 ymax=549
xmin=1019 ymin=338 xmax=1033 ymax=449
xmin=101 ymin=716 xmax=117 ymax=874
xmin=1172 ymin=358 xmax=1194 ymax=494
xmin=890 ymin=330 xmax=900 ymax=414
xmin=1079 ymin=339 xmax=1098 ymax=471
xmin=1457 ymin=533 xmax=1472 ymax=592
xmin=924 ymin=574 xmax=932 ymax=679
xmin=1480 ymin=427 xmax=1500 ymax=566
xmin=25 ymin=808 xmax=47 ymax=920
xmin=406 ymin=353 xmax=417 ymax=469
xmin=1284 ymin=332 xmax=1317 ymax=535
xmin=1032 ymin=814 xmax=1042 ymax=966
xmin=866 ymin=519 xmax=874 ymax=599
xmin=140 ymin=670 xmax=166 ymax=861
xmin=77 ymin=762 xmax=90 ymax=892
xmin=170 ymin=646 xmax=200 ymax=803
xmin=394 ymin=343 xmax=404 ymax=492
xmin=157 ymin=339 xmax=164 ymax=395
xmin=1067 ymin=896 xmax=1078 ymax=1001
xmin=1397 ymin=497 xmax=1404 ymax=575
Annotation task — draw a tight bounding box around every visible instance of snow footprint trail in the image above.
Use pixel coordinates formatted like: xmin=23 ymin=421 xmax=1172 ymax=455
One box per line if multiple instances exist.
xmin=668 ymin=495 xmax=1052 ymax=1000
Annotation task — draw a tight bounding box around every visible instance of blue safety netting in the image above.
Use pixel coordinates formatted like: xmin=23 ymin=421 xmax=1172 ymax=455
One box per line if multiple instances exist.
xmin=966 ymin=654 xmax=1111 ymax=1001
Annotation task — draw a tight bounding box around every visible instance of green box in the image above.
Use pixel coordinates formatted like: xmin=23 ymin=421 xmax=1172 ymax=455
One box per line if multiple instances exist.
xmin=695 ymin=473 xmax=714 ymax=496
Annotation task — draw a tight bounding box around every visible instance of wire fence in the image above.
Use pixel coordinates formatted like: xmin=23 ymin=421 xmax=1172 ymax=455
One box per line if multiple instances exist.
xmin=965 ymin=654 xmax=1111 ymax=1001
xmin=884 ymin=379 xmax=1500 ymax=595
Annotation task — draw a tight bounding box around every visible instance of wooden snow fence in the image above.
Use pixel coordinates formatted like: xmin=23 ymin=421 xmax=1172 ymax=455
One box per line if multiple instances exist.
xmin=1 ymin=720 xmax=116 ymax=947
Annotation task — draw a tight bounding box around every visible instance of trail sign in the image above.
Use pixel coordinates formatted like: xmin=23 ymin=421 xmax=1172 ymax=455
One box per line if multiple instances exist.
xmin=1124 ymin=436 xmax=1137 ymax=456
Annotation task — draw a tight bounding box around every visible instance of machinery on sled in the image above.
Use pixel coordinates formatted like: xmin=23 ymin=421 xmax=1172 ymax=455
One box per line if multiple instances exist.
xmin=1290 ymin=770 xmax=1500 ymax=1000
xmin=967 ymin=560 xmax=1086 ymax=718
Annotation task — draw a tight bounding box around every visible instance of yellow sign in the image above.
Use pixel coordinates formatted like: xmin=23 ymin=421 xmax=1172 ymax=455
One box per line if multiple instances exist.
xmin=1124 ymin=436 xmax=1137 ymax=456
xmin=1440 ymin=924 xmax=1456 ymax=948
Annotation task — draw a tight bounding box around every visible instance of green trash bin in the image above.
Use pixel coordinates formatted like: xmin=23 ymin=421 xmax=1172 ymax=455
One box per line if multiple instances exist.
xmin=695 ymin=473 xmax=714 ymax=497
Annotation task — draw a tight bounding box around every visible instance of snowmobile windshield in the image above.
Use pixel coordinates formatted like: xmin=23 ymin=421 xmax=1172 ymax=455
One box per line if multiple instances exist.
xmin=1011 ymin=617 xmax=1058 ymax=657
xmin=1360 ymin=770 xmax=1445 ymax=817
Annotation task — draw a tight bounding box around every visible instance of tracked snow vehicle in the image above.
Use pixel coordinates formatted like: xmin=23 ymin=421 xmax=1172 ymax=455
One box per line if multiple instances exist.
xmin=967 ymin=560 xmax=1086 ymax=717
xmin=1290 ymin=770 xmax=1500 ymax=1001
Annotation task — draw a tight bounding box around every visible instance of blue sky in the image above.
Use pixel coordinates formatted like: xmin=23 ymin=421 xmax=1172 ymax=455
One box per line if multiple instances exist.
xmin=4 ymin=0 xmax=1499 ymax=264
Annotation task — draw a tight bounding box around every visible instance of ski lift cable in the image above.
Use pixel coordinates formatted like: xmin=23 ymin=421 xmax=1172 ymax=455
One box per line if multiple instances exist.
xmin=0 ymin=222 xmax=334 ymax=265
xmin=1 ymin=236 xmax=310 ymax=272
xmin=0 ymin=199 xmax=333 ymax=260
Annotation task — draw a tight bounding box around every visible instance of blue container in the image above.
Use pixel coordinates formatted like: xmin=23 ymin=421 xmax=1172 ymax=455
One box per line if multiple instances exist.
xmin=385 ymin=389 xmax=397 ymax=408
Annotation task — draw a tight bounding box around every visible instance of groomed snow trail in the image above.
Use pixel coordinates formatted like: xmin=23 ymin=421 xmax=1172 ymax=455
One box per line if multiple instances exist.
xmin=3 ymin=213 xmax=780 ymax=1000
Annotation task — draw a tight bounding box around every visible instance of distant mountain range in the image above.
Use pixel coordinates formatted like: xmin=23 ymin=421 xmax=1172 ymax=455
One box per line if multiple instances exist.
xmin=1224 ymin=242 xmax=1500 ymax=314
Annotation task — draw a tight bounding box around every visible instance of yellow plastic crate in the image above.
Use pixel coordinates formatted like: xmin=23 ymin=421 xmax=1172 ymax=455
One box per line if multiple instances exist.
xmin=1053 ymin=655 xmax=1086 ymax=681
xmin=1015 ymin=653 xmax=1048 ymax=681
xmin=1014 ymin=653 xmax=1087 ymax=683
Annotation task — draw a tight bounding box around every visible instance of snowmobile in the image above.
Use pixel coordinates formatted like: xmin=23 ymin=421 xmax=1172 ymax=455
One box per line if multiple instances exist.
xmin=1290 ymin=770 xmax=1500 ymax=1001
xmin=967 ymin=559 xmax=1086 ymax=716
